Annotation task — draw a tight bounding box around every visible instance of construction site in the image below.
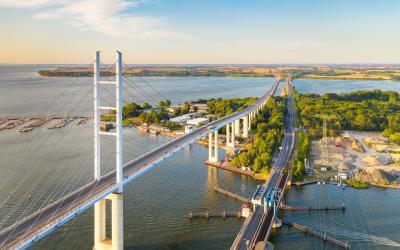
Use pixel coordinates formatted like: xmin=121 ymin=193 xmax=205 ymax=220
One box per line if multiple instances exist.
xmin=307 ymin=115 xmax=400 ymax=188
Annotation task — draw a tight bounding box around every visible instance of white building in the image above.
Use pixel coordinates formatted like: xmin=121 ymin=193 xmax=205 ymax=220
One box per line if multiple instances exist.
xmin=241 ymin=203 xmax=251 ymax=218
xmin=190 ymin=103 xmax=208 ymax=112
xmin=337 ymin=170 xmax=348 ymax=180
xmin=185 ymin=125 xmax=195 ymax=134
xmin=186 ymin=117 xmax=209 ymax=126
xmin=170 ymin=113 xmax=202 ymax=124
xmin=170 ymin=114 xmax=192 ymax=124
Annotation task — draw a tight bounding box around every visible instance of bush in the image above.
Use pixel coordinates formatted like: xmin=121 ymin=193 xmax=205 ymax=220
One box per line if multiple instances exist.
xmin=346 ymin=179 xmax=369 ymax=189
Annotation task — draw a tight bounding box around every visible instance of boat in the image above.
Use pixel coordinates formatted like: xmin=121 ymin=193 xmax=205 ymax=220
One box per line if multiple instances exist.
xmin=19 ymin=127 xmax=33 ymax=132
xmin=75 ymin=118 xmax=88 ymax=125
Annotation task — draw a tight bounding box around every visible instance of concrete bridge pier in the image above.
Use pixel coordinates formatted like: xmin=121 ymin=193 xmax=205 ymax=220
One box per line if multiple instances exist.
xmin=208 ymin=130 xmax=219 ymax=162
xmin=234 ymin=119 xmax=240 ymax=135
xmin=272 ymin=217 xmax=282 ymax=228
xmin=226 ymin=122 xmax=235 ymax=148
xmin=241 ymin=116 xmax=248 ymax=138
xmin=247 ymin=113 xmax=252 ymax=131
xmin=94 ymin=193 xmax=124 ymax=250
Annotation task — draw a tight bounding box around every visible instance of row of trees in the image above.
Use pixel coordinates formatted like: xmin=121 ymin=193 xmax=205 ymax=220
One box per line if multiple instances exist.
xmin=207 ymin=97 xmax=258 ymax=119
xmin=101 ymin=100 xmax=171 ymax=125
xmin=290 ymin=131 xmax=311 ymax=180
xmin=230 ymin=97 xmax=287 ymax=174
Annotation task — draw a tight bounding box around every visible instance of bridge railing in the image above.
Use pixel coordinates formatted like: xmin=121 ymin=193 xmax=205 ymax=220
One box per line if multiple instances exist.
xmin=2 ymin=79 xmax=281 ymax=249
xmin=0 ymin=179 xmax=98 ymax=238
xmin=10 ymin=184 xmax=119 ymax=249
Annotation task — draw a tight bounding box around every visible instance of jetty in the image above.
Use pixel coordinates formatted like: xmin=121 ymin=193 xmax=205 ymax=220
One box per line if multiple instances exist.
xmin=281 ymin=204 xmax=345 ymax=211
xmin=292 ymin=180 xmax=318 ymax=186
xmin=188 ymin=211 xmax=242 ymax=219
xmin=205 ymin=160 xmax=261 ymax=179
xmin=213 ymin=186 xmax=251 ymax=203
xmin=283 ymin=220 xmax=350 ymax=249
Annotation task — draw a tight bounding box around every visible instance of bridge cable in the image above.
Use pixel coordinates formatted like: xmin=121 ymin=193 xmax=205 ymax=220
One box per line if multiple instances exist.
xmin=0 ymin=85 xmax=96 ymax=229
xmin=122 ymin=61 xmax=167 ymax=101
xmin=0 ymin=76 xmax=95 ymax=214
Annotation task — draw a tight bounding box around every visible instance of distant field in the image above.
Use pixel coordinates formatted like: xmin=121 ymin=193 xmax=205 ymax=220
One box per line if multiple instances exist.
xmin=38 ymin=65 xmax=400 ymax=81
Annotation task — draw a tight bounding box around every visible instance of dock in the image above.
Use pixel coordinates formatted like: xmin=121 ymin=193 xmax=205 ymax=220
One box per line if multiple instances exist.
xmin=283 ymin=220 xmax=350 ymax=249
xmin=188 ymin=211 xmax=242 ymax=219
xmin=205 ymin=161 xmax=260 ymax=179
xmin=292 ymin=180 xmax=318 ymax=186
xmin=281 ymin=204 xmax=345 ymax=211
xmin=214 ymin=186 xmax=251 ymax=203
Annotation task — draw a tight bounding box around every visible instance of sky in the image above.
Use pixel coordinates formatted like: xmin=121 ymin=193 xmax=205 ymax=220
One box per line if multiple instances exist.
xmin=0 ymin=0 xmax=399 ymax=64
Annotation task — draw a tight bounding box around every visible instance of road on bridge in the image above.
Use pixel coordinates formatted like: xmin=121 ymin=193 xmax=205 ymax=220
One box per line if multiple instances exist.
xmin=0 ymin=80 xmax=281 ymax=250
xmin=232 ymin=79 xmax=297 ymax=250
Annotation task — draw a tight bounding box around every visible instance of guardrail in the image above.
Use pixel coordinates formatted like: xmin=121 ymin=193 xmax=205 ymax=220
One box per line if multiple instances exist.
xmin=1 ymin=79 xmax=281 ymax=249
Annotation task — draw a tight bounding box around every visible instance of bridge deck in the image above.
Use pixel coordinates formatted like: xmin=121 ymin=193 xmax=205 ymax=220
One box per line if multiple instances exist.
xmin=0 ymin=80 xmax=281 ymax=250
xmin=232 ymin=80 xmax=297 ymax=250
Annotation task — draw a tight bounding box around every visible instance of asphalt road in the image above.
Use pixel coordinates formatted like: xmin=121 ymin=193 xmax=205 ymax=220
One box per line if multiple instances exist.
xmin=234 ymin=80 xmax=297 ymax=250
xmin=0 ymin=80 xmax=281 ymax=249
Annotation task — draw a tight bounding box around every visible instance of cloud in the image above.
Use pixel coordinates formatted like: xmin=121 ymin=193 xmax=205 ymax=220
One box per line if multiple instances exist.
xmin=0 ymin=0 xmax=55 ymax=8
xmin=0 ymin=0 xmax=190 ymax=39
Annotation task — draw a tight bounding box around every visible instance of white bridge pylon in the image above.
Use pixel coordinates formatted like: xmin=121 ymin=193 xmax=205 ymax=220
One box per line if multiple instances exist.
xmin=93 ymin=51 xmax=124 ymax=250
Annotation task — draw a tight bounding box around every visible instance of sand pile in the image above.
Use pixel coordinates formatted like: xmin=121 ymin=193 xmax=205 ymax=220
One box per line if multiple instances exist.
xmin=362 ymin=155 xmax=382 ymax=165
xmin=362 ymin=155 xmax=391 ymax=166
xmin=354 ymin=167 xmax=398 ymax=186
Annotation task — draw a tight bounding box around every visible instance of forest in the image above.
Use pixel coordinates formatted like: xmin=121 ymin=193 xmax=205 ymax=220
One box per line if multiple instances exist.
xmin=295 ymin=90 xmax=400 ymax=144
xmin=230 ymin=96 xmax=287 ymax=174
xmin=206 ymin=97 xmax=257 ymax=119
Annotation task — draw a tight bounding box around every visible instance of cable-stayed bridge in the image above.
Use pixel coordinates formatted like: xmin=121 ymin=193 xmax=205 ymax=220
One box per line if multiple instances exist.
xmin=0 ymin=51 xmax=281 ymax=250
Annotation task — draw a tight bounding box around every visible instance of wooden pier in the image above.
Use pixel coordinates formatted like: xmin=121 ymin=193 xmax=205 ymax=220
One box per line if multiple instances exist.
xmin=283 ymin=220 xmax=350 ymax=249
xmin=281 ymin=204 xmax=345 ymax=211
xmin=292 ymin=180 xmax=318 ymax=186
xmin=205 ymin=161 xmax=261 ymax=179
xmin=188 ymin=211 xmax=242 ymax=219
xmin=213 ymin=186 xmax=251 ymax=203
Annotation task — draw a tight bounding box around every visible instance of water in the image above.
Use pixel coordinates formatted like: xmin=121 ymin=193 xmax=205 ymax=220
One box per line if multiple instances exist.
xmin=0 ymin=65 xmax=400 ymax=249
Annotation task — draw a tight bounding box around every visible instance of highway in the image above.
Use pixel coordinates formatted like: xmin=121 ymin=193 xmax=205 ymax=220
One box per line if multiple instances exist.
xmin=232 ymin=79 xmax=297 ymax=250
xmin=0 ymin=80 xmax=281 ymax=249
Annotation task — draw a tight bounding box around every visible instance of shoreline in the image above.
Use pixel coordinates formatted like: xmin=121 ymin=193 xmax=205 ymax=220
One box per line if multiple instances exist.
xmin=36 ymin=73 xmax=400 ymax=82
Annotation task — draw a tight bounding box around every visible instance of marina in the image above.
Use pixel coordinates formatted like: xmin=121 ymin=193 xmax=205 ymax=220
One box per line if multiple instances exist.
xmin=0 ymin=116 xmax=91 ymax=133
xmin=1 ymin=70 xmax=400 ymax=249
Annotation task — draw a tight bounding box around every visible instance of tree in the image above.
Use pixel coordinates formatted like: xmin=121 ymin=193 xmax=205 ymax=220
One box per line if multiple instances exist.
xmin=260 ymin=152 xmax=271 ymax=166
xmin=238 ymin=153 xmax=250 ymax=167
xmin=173 ymin=107 xmax=182 ymax=116
xmin=165 ymin=99 xmax=171 ymax=106
xmin=142 ymin=102 xmax=152 ymax=109
xmin=231 ymin=156 xmax=240 ymax=167
xmin=389 ymin=132 xmax=400 ymax=145
xmin=257 ymin=123 xmax=268 ymax=134
xmin=253 ymin=157 xmax=263 ymax=173
xmin=182 ymin=102 xmax=190 ymax=114
xmin=294 ymin=160 xmax=305 ymax=178
xmin=138 ymin=112 xmax=147 ymax=123
xmin=122 ymin=102 xmax=142 ymax=118
xmin=158 ymin=100 xmax=166 ymax=108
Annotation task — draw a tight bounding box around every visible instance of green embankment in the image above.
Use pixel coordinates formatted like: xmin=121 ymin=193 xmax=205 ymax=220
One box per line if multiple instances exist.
xmin=346 ymin=179 xmax=369 ymax=189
